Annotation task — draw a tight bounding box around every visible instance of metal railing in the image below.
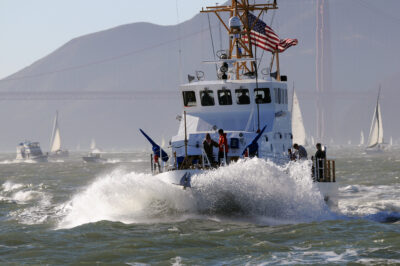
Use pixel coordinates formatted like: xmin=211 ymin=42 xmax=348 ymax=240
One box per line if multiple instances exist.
xmin=313 ymin=158 xmax=336 ymax=182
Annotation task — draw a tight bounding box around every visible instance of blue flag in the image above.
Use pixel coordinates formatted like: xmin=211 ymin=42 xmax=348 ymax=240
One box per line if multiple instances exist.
xmin=242 ymin=125 xmax=267 ymax=156
xmin=139 ymin=129 xmax=169 ymax=162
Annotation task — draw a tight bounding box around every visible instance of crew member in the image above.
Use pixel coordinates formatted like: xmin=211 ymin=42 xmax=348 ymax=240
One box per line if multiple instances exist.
xmin=201 ymin=91 xmax=214 ymax=106
xmin=203 ymin=133 xmax=218 ymax=165
xmin=314 ymin=143 xmax=326 ymax=181
xmin=218 ymin=129 xmax=229 ymax=165
xmin=238 ymin=91 xmax=250 ymax=104
xmin=154 ymin=153 xmax=161 ymax=173
xmin=288 ymin=149 xmax=296 ymax=161
xmin=293 ymin=143 xmax=308 ymax=160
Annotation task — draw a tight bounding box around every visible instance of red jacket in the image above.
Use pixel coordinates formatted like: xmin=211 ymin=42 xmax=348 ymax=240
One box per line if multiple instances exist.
xmin=219 ymin=133 xmax=229 ymax=153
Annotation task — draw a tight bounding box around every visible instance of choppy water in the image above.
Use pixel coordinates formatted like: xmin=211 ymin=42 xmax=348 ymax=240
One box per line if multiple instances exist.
xmin=0 ymin=148 xmax=399 ymax=264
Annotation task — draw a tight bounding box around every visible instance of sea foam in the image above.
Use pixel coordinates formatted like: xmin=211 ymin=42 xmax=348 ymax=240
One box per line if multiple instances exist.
xmin=57 ymin=158 xmax=333 ymax=229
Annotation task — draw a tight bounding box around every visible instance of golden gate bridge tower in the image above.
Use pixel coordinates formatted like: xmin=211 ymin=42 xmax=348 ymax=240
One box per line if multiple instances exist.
xmin=316 ymin=0 xmax=333 ymax=143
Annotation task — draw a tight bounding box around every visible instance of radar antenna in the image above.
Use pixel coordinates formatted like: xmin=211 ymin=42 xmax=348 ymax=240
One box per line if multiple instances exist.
xmin=201 ymin=0 xmax=278 ymax=80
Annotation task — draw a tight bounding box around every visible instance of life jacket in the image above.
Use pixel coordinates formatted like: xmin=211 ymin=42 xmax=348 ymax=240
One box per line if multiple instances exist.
xmin=219 ymin=133 xmax=229 ymax=153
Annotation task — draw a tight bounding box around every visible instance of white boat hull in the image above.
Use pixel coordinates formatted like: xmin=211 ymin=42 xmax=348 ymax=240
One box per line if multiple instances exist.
xmin=156 ymin=169 xmax=203 ymax=186
xmin=15 ymin=155 xmax=48 ymax=163
xmin=49 ymin=150 xmax=69 ymax=158
xmin=155 ymin=168 xmax=339 ymax=207
xmin=365 ymin=144 xmax=386 ymax=154
xmin=316 ymin=182 xmax=339 ymax=208
xmin=82 ymin=156 xmax=106 ymax=163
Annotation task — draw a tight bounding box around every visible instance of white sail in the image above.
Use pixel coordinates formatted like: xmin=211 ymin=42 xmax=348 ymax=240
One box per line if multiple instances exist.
xmin=359 ymin=131 xmax=364 ymax=146
xmin=90 ymin=139 xmax=96 ymax=150
xmin=161 ymin=135 xmax=166 ymax=148
xmin=377 ymin=102 xmax=384 ymax=144
xmin=367 ymin=89 xmax=383 ymax=148
xmin=50 ymin=112 xmax=62 ymax=152
xmin=291 ymin=89 xmax=307 ymax=146
xmin=390 ymin=136 xmax=393 ymax=146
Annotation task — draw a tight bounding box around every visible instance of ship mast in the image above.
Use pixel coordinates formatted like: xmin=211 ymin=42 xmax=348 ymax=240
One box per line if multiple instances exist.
xmin=201 ymin=0 xmax=278 ymax=80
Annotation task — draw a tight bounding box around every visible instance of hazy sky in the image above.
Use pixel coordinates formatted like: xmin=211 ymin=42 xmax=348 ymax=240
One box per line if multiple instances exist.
xmin=0 ymin=0 xmax=218 ymax=79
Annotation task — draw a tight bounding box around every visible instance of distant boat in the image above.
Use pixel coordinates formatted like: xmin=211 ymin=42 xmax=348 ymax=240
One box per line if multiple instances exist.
xmin=389 ymin=136 xmax=393 ymax=147
xmin=359 ymin=130 xmax=365 ymax=147
xmin=161 ymin=135 xmax=166 ymax=149
xmin=49 ymin=111 xmax=69 ymax=157
xmin=16 ymin=141 xmax=47 ymax=162
xmin=90 ymin=139 xmax=96 ymax=150
xmin=291 ymin=88 xmax=307 ymax=146
xmin=366 ymin=87 xmax=385 ymax=152
xmin=82 ymin=139 xmax=105 ymax=163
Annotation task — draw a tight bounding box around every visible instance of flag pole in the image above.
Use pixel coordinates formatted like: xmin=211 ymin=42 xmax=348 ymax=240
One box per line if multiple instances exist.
xmin=269 ymin=52 xmax=275 ymax=74
xmin=275 ymin=50 xmax=281 ymax=81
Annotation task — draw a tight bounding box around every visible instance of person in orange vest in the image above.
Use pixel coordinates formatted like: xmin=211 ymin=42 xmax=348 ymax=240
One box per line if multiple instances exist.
xmin=218 ymin=129 xmax=229 ymax=165
xmin=154 ymin=153 xmax=161 ymax=173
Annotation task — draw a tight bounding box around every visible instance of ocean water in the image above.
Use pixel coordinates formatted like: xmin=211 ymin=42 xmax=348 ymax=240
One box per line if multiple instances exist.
xmin=0 ymin=148 xmax=399 ymax=264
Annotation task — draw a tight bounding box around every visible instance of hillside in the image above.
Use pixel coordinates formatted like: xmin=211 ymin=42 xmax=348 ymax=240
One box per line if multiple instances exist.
xmin=0 ymin=0 xmax=399 ymax=151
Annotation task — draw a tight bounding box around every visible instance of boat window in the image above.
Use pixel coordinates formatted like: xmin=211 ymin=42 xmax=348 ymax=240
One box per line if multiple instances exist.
xmin=235 ymin=88 xmax=250 ymax=105
xmin=217 ymin=89 xmax=232 ymax=105
xmin=182 ymin=91 xmax=196 ymax=107
xmin=254 ymin=88 xmax=271 ymax=104
xmin=274 ymin=88 xmax=287 ymax=104
xmin=274 ymin=88 xmax=279 ymax=103
xmin=285 ymin=89 xmax=288 ymax=104
xmin=278 ymin=88 xmax=282 ymax=104
xmin=283 ymin=89 xmax=288 ymax=104
xmin=200 ymin=89 xmax=215 ymax=106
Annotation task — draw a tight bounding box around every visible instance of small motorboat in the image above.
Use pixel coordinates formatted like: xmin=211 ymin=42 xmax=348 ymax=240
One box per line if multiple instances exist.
xmin=82 ymin=151 xmax=105 ymax=163
xmin=16 ymin=141 xmax=48 ymax=162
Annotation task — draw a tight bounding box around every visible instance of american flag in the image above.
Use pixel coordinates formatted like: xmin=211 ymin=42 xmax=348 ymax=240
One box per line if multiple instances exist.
xmin=278 ymin=38 xmax=298 ymax=52
xmin=242 ymin=13 xmax=297 ymax=53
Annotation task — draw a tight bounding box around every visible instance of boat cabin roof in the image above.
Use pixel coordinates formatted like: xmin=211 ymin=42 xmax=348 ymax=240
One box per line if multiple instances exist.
xmin=176 ymin=79 xmax=290 ymax=134
xmin=180 ymin=79 xmax=288 ymax=112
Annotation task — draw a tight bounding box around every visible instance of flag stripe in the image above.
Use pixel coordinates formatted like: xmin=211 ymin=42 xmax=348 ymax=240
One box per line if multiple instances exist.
xmin=277 ymin=38 xmax=298 ymax=52
xmin=243 ymin=34 xmax=277 ymax=52
xmin=242 ymin=12 xmax=298 ymax=53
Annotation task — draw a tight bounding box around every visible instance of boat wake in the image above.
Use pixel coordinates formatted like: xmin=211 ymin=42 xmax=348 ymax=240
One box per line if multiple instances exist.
xmin=2 ymin=158 xmax=399 ymax=229
xmin=56 ymin=159 xmax=335 ymax=229
xmin=0 ymin=159 xmax=37 ymax=164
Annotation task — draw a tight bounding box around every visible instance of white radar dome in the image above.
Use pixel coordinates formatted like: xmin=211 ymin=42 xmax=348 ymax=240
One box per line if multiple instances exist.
xmin=229 ymin=16 xmax=241 ymax=30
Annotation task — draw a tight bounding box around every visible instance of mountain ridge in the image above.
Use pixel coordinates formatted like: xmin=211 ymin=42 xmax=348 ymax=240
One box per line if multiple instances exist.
xmin=0 ymin=0 xmax=399 ymax=151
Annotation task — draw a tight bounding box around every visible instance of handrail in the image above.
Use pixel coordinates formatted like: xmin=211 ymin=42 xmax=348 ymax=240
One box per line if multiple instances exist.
xmin=313 ymin=158 xmax=336 ymax=182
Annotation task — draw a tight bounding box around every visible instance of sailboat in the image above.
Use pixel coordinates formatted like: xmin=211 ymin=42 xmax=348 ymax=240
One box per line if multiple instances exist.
xmin=359 ymin=131 xmax=365 ymax=147
xmin=49 ymin=111 xmax=69 ymax=157
xmin=388 ymin=136 xmax=393 ymax=150
xmin=366 ymin=87 xmax=385 ymax=152
xmin=82 ymin=139 xmax=105 ymax=162
xmin=291 ymin=88 xmax=307 ymax=146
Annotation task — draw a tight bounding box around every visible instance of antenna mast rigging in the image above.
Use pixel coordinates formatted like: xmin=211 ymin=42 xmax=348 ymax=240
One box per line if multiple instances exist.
xmin=201 ymin=0 xmax=278 ymax=80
